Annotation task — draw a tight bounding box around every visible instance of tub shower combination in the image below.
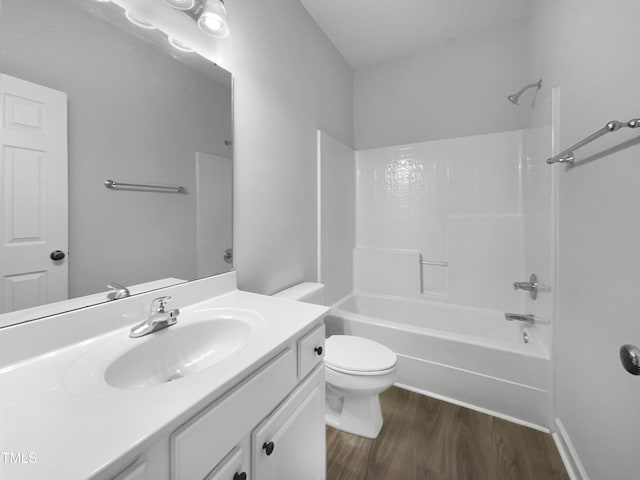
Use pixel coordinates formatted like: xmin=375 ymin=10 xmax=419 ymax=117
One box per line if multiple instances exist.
xmin=326 ymin=293 xmax=550 ymax=430
xmin=317 ymin=79 xmax=554 ymax=431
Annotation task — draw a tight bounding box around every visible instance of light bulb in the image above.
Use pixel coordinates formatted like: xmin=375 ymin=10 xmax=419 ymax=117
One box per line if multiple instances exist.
xmin=197 ymin=0 xmax=229 ymax=38
xmin=200 ymin=14 xmax=223 ymax=32
xmin=125 ymin=11 xmax=156 ymax=30
xmin=162 ymin=0 xmax=195 ymax=10
xmin=168 ymin=36 xmax=194 ymax=53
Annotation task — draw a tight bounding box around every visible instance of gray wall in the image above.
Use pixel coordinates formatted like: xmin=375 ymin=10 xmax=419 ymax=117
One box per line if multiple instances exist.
xmin=2 ymin=0 xmax=232 ymax=297
xmin=354 ymin=19 xmax=531 ymax=149
xmin=223 ymin=0 xmax=354 ymax=294
xmin=529 ymin=0 xmax=640 ymax=477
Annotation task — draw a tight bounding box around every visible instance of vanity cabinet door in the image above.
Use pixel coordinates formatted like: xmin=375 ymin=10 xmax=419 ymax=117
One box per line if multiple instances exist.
xmin=252 ymin=366 xmax=325 ymax=480
xmin=172 ymin=348 xmax=296 ymax=480
xmin=111 ymin=458 xmax=146 ymax=480
xmin=205 ymin=447 xmax=248 ymax=480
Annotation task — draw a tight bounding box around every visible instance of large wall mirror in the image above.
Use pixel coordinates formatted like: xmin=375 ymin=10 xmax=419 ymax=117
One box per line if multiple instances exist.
xmin=0 ymin=0 xmax=233 ymax=327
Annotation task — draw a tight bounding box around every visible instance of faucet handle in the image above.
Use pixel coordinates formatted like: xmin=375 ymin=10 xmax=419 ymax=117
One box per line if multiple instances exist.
xmin=107 ymin=282 xmax=130 ymax=301
xmin=512 ymin=273 xmax=538 ymax=300
xmin=151 ymin=296 xmax=172 ymax=313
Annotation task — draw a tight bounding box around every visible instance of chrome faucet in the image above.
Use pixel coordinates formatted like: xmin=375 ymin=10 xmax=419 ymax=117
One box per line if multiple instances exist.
xmin=107 ymin=282 xmax=130 ymax=301
xmin=129 ymin=296 xmax=179 ymax=338
xmin=505 ymin=313 xmax=535 ymax=325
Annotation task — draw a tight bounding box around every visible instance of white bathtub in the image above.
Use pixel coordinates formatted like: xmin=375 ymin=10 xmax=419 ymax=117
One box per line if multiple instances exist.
xmin=326 ymin=293 xmax=551 ymax=430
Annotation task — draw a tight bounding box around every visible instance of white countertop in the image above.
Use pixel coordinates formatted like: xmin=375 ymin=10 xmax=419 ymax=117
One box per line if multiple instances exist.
xmin=0 ymin=289 xmax=328 ymax=480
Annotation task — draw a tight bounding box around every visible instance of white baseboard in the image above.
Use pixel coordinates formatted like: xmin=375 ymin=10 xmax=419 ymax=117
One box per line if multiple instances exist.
xmin=552 ymin=418 xmax=589 ymax=480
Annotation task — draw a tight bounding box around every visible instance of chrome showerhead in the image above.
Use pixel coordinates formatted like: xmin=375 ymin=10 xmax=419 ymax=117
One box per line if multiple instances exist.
xmin=507 ymin=79 xmax=542 ymax=106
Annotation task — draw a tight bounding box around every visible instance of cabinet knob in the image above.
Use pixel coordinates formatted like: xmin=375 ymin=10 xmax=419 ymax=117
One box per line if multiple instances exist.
xmin=263 ymin=441 xmax=275 ymax=456
xmin=314 ymin=346 xmax=323 ymax=356
xmin=233 ymin=473 xmax=247 ymax=480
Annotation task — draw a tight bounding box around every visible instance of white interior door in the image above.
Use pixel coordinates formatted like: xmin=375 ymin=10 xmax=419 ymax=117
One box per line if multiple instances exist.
xmin=196 ymin=152 xmax=232 ymax=277
xmin=0 ymin=74 xmax=68 ymax=313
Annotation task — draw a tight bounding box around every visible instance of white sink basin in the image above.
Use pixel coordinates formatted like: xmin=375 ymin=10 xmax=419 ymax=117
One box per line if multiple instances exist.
xmin=103 ymin=308 xmax=264 ymax=389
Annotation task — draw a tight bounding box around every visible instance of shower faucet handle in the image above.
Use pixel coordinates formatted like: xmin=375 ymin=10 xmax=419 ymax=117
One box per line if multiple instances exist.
xmin=513 ymin=273 xmax=538 ymax=300
xmin=513 ymin=281 xmax=536 ymax=290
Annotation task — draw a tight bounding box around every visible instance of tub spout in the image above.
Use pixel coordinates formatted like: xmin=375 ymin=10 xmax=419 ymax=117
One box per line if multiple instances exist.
xmin=505 ymin=313 xmax=535 ymax=325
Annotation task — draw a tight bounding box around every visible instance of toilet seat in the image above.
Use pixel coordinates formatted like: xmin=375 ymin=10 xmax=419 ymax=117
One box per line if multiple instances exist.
xmin=326 ymin=363 xmax=397 ymax=376
xmin=325 ymin=335 xmax=397 ymax=376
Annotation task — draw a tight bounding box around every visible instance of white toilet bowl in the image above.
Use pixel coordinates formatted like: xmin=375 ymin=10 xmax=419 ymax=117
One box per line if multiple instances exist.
xmin=272 ymin=283 xmax=397 ymax=439
xmin=324 ymin=335 xmax=397 ymax=439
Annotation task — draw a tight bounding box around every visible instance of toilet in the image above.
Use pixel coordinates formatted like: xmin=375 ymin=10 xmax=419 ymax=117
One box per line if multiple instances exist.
xmin=273 ymin=283 xmax=398 ymax=439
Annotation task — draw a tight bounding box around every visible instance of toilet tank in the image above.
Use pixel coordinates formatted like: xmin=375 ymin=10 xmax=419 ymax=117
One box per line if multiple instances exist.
xmin=272 ymin=282 xmax=325 ymax=305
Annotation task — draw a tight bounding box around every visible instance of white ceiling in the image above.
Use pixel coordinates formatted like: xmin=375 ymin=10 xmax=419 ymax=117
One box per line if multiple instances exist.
xmin=299 ymin=0 xmax=531 ymax=69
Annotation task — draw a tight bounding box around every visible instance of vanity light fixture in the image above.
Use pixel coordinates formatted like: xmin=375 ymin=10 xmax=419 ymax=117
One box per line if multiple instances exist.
xmin=168 ymin=36 xmax=195 ymax=53
xmin=197 ymin=0 xmax=230 ymax=38
xmin=162 ymin=0 xmax=196 ymax=10
xmin=124 ymin=11 xmax=157 ymax=30
xmin=96 ymin=0 xmax=230 ymax=56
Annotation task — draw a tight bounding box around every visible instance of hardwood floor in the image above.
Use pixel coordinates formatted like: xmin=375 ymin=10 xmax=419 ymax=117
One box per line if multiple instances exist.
xmin=326 ymin=387 xmax=569 ymax=480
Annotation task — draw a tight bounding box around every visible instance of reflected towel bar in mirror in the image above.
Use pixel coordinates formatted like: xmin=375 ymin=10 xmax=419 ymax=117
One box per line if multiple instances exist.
xmin=420 ymin=257 xmax=448 ymax=267
xmin=547 ymin=118 xmax=640 ymax=165
xmin=104 ymin=179 xmax=188 ymax=194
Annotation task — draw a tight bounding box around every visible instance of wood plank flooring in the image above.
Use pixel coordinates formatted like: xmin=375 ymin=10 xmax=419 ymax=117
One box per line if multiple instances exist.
xmin=326 ymin=387 xmax=569 ymax=480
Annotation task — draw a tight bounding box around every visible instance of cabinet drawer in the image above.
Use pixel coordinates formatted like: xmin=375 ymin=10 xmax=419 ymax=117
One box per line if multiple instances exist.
xmin=298 ymin=325 xmax=325 ymax=379
xmin=171 ymin=348 xmax=296 ymax=480
xmin=205 ymin=447 xmax=247 ymax=480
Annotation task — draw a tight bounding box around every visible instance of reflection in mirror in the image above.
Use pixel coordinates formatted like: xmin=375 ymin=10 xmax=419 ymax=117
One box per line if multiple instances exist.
xmin=0 ymin=0 xmax=233 ymax=326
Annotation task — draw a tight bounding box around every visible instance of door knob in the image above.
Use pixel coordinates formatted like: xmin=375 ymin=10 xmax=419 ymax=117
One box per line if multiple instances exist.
xmin=314 ymin=346 xmax=323 ymax=356
xmin=620 ymin=344 xmax=640 ymax=375
xmin=233 ymin=473 xmax=247 ymax=480
xmin=50 ymin=250 xmax=66 ymax=261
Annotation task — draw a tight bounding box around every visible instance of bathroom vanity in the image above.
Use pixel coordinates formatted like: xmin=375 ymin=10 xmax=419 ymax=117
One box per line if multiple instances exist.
xmin=0 ymin=272 xmax=328 ymax=480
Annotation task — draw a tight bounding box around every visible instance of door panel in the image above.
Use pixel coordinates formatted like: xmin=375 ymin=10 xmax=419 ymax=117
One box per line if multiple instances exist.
xmin=196 ymin=152 xmax=232 ymax=277
xmin=0 ymin=74 xmax=68 ymax=313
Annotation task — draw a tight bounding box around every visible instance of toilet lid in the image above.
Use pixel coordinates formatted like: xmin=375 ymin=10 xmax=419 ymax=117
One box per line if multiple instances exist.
xmin=325 ymin=335 xmax=397 ymax=374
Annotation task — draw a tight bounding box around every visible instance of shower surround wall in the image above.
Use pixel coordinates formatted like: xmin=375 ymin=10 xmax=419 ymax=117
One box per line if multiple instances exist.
xmin=521 ymin=90 xmax=556 ymax=354
xmin=350 ymin=126 xmax=555 ymax=427
xmin=355 ymin=130 xmax=529 ymax=315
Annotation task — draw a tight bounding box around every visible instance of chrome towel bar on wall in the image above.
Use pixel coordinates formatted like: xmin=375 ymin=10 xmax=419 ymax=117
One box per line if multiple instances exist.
xmin=420 ymin=256 xmax=448 ymax=267
xmin=104 ymin=179 xmax=188 ymax=194
xmin=547 ymin=118 xmax=640 ymax=165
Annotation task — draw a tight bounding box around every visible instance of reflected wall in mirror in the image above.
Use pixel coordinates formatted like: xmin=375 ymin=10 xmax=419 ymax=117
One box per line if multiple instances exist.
xmin=0 ymin=0 xmax=233 ymax=326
